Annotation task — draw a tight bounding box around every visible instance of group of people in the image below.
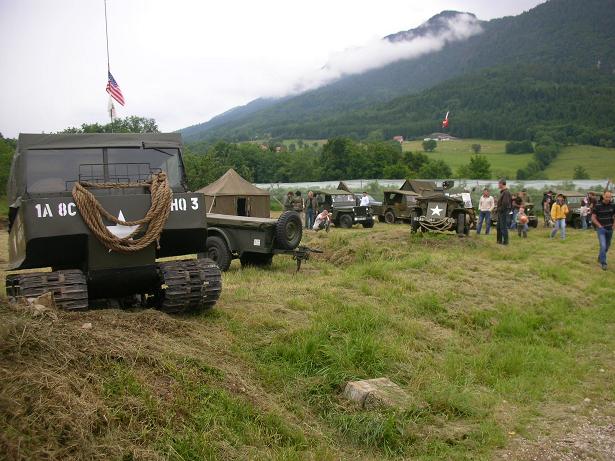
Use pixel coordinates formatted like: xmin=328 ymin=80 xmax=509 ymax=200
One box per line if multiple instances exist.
xmin=476 ymin=184 xmax=530 ymax=238
xmin=493 ymin=179 xmax=614 ymax=270
xmin=283 ymin=190 xmax=331 ymax=232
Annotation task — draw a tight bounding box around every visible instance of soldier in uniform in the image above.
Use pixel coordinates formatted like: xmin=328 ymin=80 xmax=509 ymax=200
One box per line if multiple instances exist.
xmin=283 ymin=191 xmax=294 ymax=211
xmin=292 ymin=190 xmax=305 ymax=226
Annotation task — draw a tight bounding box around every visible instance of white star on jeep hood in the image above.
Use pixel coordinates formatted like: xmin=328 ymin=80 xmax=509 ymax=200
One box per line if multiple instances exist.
xmin=106 ymin=210 xmax=139 ymax=239
xmin=430 ymin=205 xmax=443 ymax=216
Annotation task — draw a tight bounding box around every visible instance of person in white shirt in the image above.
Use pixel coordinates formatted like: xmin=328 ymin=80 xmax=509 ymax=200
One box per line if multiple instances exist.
xmin=313 ymin=209 xmax=331 ymax=232
xmin=476 ymin=188 xmax=495 ymax=235
xmin=359 ymin=192 xmax=370 ymax=207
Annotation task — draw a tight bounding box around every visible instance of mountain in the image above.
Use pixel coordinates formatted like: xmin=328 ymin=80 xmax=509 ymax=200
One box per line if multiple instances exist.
xmin=181 ymin=0 xmax=615 ymax=143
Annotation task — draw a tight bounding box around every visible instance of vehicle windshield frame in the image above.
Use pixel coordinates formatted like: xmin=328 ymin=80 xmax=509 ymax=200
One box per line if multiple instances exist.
xmin=24 ymin=146 xmax=186 ymax=196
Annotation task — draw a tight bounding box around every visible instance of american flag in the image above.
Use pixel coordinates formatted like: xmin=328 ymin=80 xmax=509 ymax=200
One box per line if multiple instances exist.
xmin=106 ymin=71 xmax=125 ymax=106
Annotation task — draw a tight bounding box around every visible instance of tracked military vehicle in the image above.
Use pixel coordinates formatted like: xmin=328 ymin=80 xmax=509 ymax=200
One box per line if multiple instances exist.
xmin=410 ymin=181 xmax=471 ymax=235
xmin=5 ymin=133 xmax=221 ymax=313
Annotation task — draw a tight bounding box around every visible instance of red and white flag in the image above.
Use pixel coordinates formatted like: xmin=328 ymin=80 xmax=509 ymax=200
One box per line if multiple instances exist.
xmin=106 ymin=71 xmax=125 ymax=106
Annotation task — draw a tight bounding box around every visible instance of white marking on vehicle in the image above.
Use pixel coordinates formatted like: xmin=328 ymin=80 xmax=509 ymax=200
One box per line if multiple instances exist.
xmin=106 ymin=210 xmax=139 ymax=239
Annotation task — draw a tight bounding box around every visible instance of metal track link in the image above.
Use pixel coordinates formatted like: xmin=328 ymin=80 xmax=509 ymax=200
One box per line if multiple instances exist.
xmin=5 ymin=269 xmax=89 ymax=310
xmin=157 ymin=258 xmax=222 ymax=313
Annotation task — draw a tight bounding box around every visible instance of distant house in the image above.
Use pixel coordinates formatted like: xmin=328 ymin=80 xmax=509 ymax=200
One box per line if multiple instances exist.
xmin=423 ymin=132 xmax=459 ymax=142
xmin=393 ymin=135 xmax=404 ymax=143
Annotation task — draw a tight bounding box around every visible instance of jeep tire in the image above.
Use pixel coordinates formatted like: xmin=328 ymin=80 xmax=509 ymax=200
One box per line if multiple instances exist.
xmin=339 ymin=214 xmax=353 ymax=228
xmin=384 ymin=210 xmax=396 ymax=224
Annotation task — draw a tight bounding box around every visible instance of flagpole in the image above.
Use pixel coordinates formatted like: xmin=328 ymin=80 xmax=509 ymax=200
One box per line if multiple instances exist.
xmin=104 ymin=0 xmax=113 ymax=128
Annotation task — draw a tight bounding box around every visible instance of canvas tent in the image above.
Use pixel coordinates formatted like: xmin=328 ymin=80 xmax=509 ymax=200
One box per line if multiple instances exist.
xmin=197 ymin=169 xmax=270 ymax=218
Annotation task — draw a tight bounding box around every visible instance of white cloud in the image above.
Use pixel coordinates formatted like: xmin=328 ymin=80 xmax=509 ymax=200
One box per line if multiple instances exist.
xmin=277 ymin=13 xmax=482 ymax=96
xmin=0 ymin=1 xmax=543 ymax=137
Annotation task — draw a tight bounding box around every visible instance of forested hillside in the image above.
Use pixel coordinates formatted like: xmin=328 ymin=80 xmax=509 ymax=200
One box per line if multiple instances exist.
xmin=181 ymin=0 xmax=615 ymax=144
xmin=257 ymin=64 xmax=615 ymax=144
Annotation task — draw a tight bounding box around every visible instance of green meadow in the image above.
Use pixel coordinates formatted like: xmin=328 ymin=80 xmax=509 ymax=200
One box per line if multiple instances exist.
xmin=1 ymin=223 xmax=614 ymax=459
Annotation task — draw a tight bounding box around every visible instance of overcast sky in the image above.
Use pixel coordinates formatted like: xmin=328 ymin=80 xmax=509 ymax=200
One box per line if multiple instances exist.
xmin=0 ymin=0 xmax=545 ymax=138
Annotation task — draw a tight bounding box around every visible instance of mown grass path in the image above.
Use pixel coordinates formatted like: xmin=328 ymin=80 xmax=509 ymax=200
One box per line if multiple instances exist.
xmin=1 ymin=223 xmax=614 ymax=460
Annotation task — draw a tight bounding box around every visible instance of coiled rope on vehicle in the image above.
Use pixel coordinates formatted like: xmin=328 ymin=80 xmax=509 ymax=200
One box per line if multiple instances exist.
xmin=71 ymin=172 xmax=173 ymax=253
xmin=418 ymin=218 xmax=453 ymax=233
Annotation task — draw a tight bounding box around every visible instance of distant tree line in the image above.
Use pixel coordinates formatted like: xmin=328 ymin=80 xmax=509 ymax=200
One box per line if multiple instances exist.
xmin=62 ymin=116 xmax=159 ymax=134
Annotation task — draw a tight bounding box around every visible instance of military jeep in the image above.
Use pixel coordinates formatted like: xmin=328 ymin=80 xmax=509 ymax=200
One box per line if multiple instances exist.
xmin=372 ymin=190 xmax=420 ymax=224
xmin=410 ymin=182 xmax=470 ymax=235
xmin=318 ymin=189 xmax=374 ymax=229
xmin=559 ymin=191 xmax=587 ymax=228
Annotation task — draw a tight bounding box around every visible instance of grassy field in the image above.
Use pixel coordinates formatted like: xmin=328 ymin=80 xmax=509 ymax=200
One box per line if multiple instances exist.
xmin=544 ymin=144 xmax=615 ymax=180
xmin=404 ymin=139 xmax=533 ymax=179
xmin=1 ymin=224 xmax=614 ymax=459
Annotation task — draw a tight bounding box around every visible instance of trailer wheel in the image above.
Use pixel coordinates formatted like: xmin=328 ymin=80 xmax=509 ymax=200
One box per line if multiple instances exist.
xmin=276 ymin=211 xmax=302 ymax=250
xmin=339 ymin=214 xmax=353 ymax=228
xmin=206 ymin=236 xmax=232 ymax=271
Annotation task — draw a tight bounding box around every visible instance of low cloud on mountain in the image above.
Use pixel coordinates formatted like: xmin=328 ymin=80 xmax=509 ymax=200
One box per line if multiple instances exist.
xmin=277 ymin=13 xmax=483 ymax=96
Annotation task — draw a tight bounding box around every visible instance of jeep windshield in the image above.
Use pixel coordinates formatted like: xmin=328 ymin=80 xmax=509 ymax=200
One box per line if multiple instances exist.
xmin=25 ymin=147 xmax=183 ymax=195
xmin=331 ymin=194 xmax=355 ymax=204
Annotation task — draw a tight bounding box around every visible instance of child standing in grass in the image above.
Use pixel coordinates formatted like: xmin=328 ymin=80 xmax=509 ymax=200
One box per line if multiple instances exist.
xmin=516 ymin=206 xmax=529 ymax=238
xmin=550 ymin=194 xmax=569 ymax=240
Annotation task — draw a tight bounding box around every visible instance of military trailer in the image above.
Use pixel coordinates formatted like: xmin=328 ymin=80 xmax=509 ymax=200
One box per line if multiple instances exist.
xmin=410 ymin=181 xmax=471 ymax=235
xmin=205 ymin=210 xmax=310 ymax=271
xmin=372 ymin=190 xmax=420 ymax=224
xmin=5 ymin=133 xmax=221 ymax=313
xmin=318 ymin=188 xmax=374 ymax=228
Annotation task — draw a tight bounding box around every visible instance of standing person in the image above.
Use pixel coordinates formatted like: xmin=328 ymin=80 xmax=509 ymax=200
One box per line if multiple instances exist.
xmin=304 ymin=191 xmax=318 ymax=230
xmin=550 ymin=194 xmax=569 ymax=240
xmin=591 ymin=190 xmax=615 ymax=270
xmin=542 ymin=191 xmax=554 ymax=227
xmin=580 ymin=200 xmax=590 ymax=230
xmin=359 ymin=192 xmax=370 ymax=207
xmin=293 ymin=191 xmax=305 ymax=227
xmin=476 ymin=188 xmax=494 ymax=235
xmin=283 ymin=191 xmax=294 ymax=211
xmin=496 ymin=179 xmax=513 ymax=245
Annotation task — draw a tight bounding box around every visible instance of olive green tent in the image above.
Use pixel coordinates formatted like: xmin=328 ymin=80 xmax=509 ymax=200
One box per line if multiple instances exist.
xmin=197 ymin=169 xmax=270 ymax=218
